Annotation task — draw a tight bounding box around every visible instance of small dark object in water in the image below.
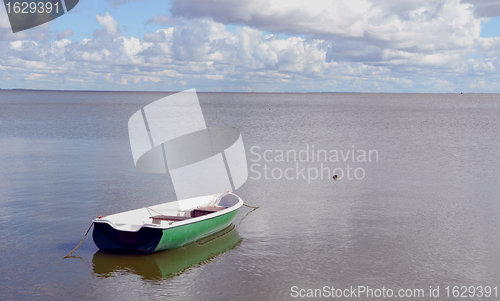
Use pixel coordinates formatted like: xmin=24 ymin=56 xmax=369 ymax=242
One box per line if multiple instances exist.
xmin=333 ymin=175 xmax=338 ymax=180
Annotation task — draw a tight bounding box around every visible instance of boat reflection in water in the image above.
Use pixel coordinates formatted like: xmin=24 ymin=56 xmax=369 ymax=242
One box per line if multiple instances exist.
xmin=92 ymin=224 xmax=241 ymax=280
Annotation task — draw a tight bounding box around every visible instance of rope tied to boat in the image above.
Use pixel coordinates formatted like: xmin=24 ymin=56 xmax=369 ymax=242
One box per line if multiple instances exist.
xmin=144 ymin=206 xmax=164 ymax=217
xmin=237 ymin=202 xmax=260 ymax=226
xmin=242 ymin=203 xmax=259 ymax=209
xmin=62 ymin=222 xmax=95 ymax=259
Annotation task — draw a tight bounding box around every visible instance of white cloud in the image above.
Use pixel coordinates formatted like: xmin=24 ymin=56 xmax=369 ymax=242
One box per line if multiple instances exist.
xmin=0 ymin=5 xmax=499 ymax=92
xmin=9 ymin=41 xmax=24 ymax=50
xmin=57 ymin=29 xmax=74 ymax=40
xmin=25 ymin=73 xmax=46 ymax=80
xmin=479 ymin=37 xmax=500 ymax=51
xmin=121 ymin=36 xmax=150 ymax=58
xmin=146 ymin=14 xmax=171 ymax=26
xmin=96 ymin=13 xmax=119 ymax=34
xmin=170 ymin=0 xmax=480 ymax=50
xmin=166 ymin=0 xmax=485 ymax=90
xmin=81 ymin=52 xmax=103 ymax=62
xmin=382 ymin=49 xmax=415 ymax=60
xmin=144 ymin=28 xmax=173 ymax=43
xmin=463 ymin=0 xmax=500 ymax=17
xmin=104 ymin=0 xmax=141 ymax=8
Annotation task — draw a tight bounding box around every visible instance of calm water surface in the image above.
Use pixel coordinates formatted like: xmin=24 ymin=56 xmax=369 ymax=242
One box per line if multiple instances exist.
xmin=0 ymin=91 xmax=499 ymax=300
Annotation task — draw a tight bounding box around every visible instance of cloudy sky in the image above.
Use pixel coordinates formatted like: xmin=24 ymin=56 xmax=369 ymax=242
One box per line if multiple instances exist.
xmin=1 ymin=0 xmax=500 ymax=92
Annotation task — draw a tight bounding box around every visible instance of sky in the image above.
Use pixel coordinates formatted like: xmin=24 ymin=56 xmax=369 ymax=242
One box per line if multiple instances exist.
xmin=1 ymin=0 xmax=500 ymax=92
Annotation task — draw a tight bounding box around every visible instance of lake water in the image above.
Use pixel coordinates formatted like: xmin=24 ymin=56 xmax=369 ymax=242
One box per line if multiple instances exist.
xmin=1 ymin=91 xmax=499 ymax=300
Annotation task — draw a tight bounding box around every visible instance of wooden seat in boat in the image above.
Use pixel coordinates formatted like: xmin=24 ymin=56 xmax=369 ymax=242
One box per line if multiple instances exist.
xmin=149 ymin=215 xmax=191 ymax=221
xmin=191 ymin=206 xmax=226 ymax=217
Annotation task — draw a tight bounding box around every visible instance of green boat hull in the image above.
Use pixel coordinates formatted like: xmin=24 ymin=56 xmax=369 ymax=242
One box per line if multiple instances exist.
xmin=93 ymin=209 xmax=239 ymax=254
xmin=92 ymin=224 xmax=241 ymax=279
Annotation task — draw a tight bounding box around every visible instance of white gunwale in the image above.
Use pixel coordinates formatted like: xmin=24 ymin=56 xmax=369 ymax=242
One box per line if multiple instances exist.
xmin=93 ymin=192 xmax=243 ymax=232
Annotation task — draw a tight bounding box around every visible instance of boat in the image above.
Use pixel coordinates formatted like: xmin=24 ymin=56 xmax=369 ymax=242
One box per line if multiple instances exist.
xmin=92 ymin=89 xmax=248 ymax=254
xmin=93 ymin=192 xmax=242 ymax=254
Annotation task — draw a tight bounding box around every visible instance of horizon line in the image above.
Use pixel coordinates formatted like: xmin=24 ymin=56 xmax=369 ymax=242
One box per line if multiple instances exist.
xmin=0 ymin=88 xmax=485 ymax=94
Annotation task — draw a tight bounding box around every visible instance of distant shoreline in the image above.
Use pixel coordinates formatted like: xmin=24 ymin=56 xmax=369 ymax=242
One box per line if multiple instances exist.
xmin=0 ymin=89 xmax=491 ymax=94
xmin=0 ymin=88 xmax=361 ymax=93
